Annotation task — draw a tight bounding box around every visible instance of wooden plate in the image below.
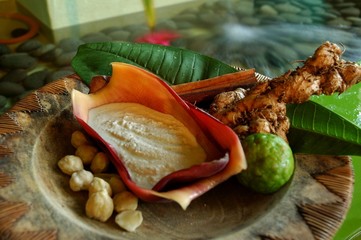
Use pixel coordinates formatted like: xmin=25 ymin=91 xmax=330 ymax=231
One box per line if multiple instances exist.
xmin=0 ymin=77 xmax=354 ymax=240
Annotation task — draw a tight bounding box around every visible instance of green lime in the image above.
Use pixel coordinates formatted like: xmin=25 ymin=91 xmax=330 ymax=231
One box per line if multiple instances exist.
xmin=237 ymin=133 xmax=295 ymax=194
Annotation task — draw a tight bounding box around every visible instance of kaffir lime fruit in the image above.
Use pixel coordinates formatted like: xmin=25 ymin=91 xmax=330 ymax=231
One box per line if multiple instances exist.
xmin=237 ymin=133 xmax=295 ymax=194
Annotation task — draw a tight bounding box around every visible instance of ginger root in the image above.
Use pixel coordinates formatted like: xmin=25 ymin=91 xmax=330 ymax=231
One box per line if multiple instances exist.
xmin=210 ymin=41 xmax=361 ymax=141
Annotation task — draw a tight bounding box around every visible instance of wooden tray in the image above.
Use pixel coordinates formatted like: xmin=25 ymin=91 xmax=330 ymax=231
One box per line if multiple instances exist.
xmin=0 ymin=77 xmax=354 ymax=240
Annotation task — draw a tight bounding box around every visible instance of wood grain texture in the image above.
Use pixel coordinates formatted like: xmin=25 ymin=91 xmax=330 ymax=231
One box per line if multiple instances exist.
xmin=299 ymin=202 xmax=348 ymax=240
xmin=0 ymin=172 xmax=14 ymax=188
xmin=0 ymin=145 xmax=12 ymax=157
xmin=314 ymin=164 xmax=353 ymax=201
xmin=0 ymin=114 xmax=22 ymax=135
xmin=0 ymin=201 xmax=29 ymax=233
xmin=10 ymin=230 xmax=58 ymax=240
xmin=7 ymin=92 xmax=42 ymax=113
xmin=0 ymin=77 xmax=354 ymax=240
xmin=0 ymin=77 xmax=85 ymax=240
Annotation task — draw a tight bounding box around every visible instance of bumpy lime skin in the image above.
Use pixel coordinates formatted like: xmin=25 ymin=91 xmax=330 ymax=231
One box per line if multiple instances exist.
xmin=237 ymin=133 xmax=295 ymax=194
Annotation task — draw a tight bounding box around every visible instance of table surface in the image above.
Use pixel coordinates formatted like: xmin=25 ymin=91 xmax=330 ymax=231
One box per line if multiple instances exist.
xmin=335 ymin=156 xmax=361 ymax=240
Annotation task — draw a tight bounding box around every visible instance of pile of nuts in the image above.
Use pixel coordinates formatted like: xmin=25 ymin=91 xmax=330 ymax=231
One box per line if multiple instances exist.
xmin=57 ymin=130 xmax=143 ymax=232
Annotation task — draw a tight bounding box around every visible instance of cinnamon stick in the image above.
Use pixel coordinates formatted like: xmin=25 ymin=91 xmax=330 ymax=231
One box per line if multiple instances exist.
xmin=88 ymin=69 xmax=258 ymax=103
xmin=172 ymin=69 xmax=257 ymax=103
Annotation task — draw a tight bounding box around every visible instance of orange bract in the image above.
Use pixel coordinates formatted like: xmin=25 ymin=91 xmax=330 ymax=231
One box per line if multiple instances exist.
xmin=72 ymin=63 xmax=246 ymax=209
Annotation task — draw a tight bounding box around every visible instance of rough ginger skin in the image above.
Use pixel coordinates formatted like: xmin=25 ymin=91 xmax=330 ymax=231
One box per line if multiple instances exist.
xmin=210 ymin=41 xmax=361 ymax=141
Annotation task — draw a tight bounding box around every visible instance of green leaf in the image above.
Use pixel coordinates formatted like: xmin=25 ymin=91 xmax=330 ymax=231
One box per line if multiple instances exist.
xmin=287 ymin=82 xmax=361 ymax=155
xmin=71 ymin=41 xmax=237 ymax=85
xmin=287 ymin=84 xmax=361 ymax=155
xmin=287 ymin=100 xmax=361 ymax=155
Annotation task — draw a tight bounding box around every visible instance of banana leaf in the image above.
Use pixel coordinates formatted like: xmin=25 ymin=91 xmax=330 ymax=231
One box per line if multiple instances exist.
xmin=71 ymin=41 xmax=361 ymax=156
